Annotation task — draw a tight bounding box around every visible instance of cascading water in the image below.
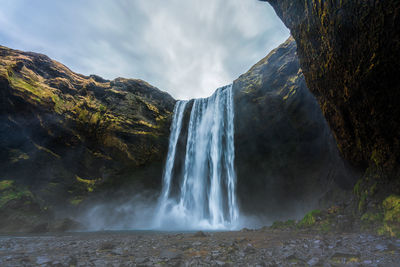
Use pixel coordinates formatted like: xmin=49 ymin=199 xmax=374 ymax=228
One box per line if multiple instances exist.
xmin=154 ymin=84 xmax=239 ymax=230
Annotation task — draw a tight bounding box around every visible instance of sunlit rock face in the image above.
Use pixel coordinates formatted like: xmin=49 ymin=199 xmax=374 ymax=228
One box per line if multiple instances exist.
xmin=264 ymin=1 xmax=400 ymax=179
xmin=233 ymin=37 xmax=353 ymax=221
xmin=0 ymin=46 xmax=175 ymax=231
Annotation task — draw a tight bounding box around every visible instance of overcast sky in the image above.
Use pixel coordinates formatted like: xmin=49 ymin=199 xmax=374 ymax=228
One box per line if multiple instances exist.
xmin=0 ymin=0 xmax=289 ymax=100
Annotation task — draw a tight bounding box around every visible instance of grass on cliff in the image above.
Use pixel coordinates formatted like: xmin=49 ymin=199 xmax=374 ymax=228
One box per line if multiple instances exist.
xmin=0 ymin=180 xmax=35 ymax=208
xmin=0 ymin=180 xmax=14 ymax=191
xmin=297 ymin=209 xmax=322 ymax=228
xmin=378 ymin=195 xmax=400 ymax=237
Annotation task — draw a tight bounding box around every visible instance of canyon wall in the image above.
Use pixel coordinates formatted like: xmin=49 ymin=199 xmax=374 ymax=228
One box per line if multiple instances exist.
xmin=0 ymin=46 xmax=175 ymax=231
xmin=233 ymin=37 xmax=352 ymax=221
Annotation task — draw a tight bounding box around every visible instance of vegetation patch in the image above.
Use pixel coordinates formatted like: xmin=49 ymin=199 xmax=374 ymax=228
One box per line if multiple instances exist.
xmin=270 ymin=219 xmax=296 ymax=229
xmin=361 ymin=212 xmax=383 ymax=224
xmin=75 ymin=175 xmax=101 ymax=193
xmin=0 ymin=180 xmax=14 ymax=191
xmin=69 ymin=197 xmax=84 ymax=206
xmin=378 ymin=195 xmax=400 ymax=237
xmin=33 ymin=142 xmax=61 ymax=159
xmin=353 ymin=178 xmax=374 ymax=212
xmin=9 ymin=149 xmax=30 ymax=163
xmin=0 ymin=180 xmax=35 ymax=208
xmin=297 ymin=209 xmax=322 ymax=228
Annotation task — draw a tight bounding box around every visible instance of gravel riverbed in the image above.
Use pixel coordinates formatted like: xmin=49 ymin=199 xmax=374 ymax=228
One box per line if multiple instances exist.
xmin=1 ymin=229 xmax=399 ymax=266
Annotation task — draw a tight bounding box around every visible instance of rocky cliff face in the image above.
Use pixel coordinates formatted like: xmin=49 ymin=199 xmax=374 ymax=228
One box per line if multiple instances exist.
xmin=263 ymin=0 xmax=400 ymax=177
xmin=0 ymin=46 xmax=175 ymax=231
xmin=233 ymin=37 xmax=353 ymax=221
xmin=0 ymin=38 xmax=354 ymax=230
xmin=262 ymin=0 xmax=400 ymax=234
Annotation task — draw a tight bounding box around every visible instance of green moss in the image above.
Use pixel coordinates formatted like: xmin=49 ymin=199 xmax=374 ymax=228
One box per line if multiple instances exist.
xmin=9 ymin=149 xmax=30 ymax=163
xmin=0 ymin=180 xmax=38 ymax=209
xmin=69 ymin=197 xmax=83 ymax=206
xmin=0 ymin=180 xmax=14 ymax=191
xmin=271 ymin=219 xmax=296 ymax=229
xmin=320 ymin=221 xmax=331 ymax=232
xmin=6 ymin=71 xmax=55 ymax=105
xmin=379 ymin=195 xmax=400 ymax=237
xmin=33 ymin=142 xmax=61 ymax=159
xmin=369 ymin=182 xmax=377 ymax=195
xmin=361 ymin=212 xmax=383 ymax=223
xmin=99 ymin=104 xmax=107 ymax=113
xmin=383 ymin=195 xmax=400 ymax=222
xmin=359 ymin=192 xmax=367 ymax=212
xmin=298 ymin=209 xmax=322 ymax=227
xmin=371 ymin=149 xmax=384 ymax=166
xmin=8 ymin=73 xmax=40 ymax=94
xmin=51 ymin=94 xmax=64 ymax=113
xmin=353 ymin=179 xmax=369 ymax=212
xmin=144 ymin=102 xmax=160 ymax=113
xmin=353 ymin=179 xmax=362 ymax=196
xmin=75 ymin=175 xmax=100 ymax=193
xmin=78 ymin=108 xmax=90 ymax=121
xmin=90 ymin=112 xmax=102 ymax=124
xmin=377 ymin=224 xmax=392 ymax=236
xmin=0 ymin=185 xmax=34 ymax=208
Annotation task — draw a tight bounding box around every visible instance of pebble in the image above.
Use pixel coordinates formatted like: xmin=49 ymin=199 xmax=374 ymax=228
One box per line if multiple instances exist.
xmin=307 ymin=257 xmax=321 ymax=266
xmin=159 ymin=249 xmax=182 ymax=259
xmin=36 ymin=256 xmax=51 ymax=265
xmin=193 ymin=231 xmax=207 ymax=237
xmin=375 ymin=244 xmax=386 ymax=251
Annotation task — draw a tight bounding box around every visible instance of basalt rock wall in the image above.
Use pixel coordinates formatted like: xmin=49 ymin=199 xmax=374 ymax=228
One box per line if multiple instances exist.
xmin=233 ymin=37 xmax=353 ymax=221
xmin=0 ymin=46 xmax=175 ymax=231
xmin=263 ymin=0 xmax=400 ymax=180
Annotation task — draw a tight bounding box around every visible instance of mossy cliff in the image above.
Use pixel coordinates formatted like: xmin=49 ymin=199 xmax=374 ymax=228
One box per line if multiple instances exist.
xmin=263 ymin=0 xmax=400 ymax=174
xmin=261 ymin=0 xmax=400 ymax=234
xmin=0 ymin=46 xmax=175 ymax=231
xmin=233 ymin=37 xmax=354 ymax=220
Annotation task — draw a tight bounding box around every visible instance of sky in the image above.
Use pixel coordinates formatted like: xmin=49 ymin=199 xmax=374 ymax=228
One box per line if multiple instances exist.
xmin=0 ymin=0 xmax=289 ymax=100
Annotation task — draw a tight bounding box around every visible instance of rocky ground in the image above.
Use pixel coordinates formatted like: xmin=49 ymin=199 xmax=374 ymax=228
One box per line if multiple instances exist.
xmin=0 ymin=228 xmax=399 ymax=266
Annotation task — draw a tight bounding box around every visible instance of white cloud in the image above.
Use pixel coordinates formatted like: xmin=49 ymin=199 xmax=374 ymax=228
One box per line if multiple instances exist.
xmin=0 ymin=0 xmax=289 ymax=99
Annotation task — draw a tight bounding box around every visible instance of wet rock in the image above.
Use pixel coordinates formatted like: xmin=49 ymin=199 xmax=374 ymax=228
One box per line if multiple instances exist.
xmin=211 ymin=250 xmax=220 ymax=257
xmin=36 ymin=256 xmax=51 ymax=265
xmin=111 ymin=247 xmax=124 ymax=255
xmin=192 ymin=241 xmax=202 ymax=246
xmin=307 ymin=257 xmax=323 ymax=266
xmin=285 ymin=253 xmax=306 ymax=265
xmin=135 ymin=257 xmax=148 ymax=264
xmin=216 ymin=260 xmax=230 ymax=266
xmin=98 ymin=242 xmax=116 ymax=250
xmin=193 ymin=231 xmax=207 ymax=238
xmin=159 ymin=249 xmax=182 ymax=260
xmin=330 ymin=251 xmax=360 ymax=263
xmin=50 ymin=218 xmax=82 ymax=232
xmin=387 ymin=242 xmax=399 ymax=251
xmin=30 ymin=223 xmax=49 ymax=234
xmin=244 ymin=243 xmax=256 ymax=254
xmin=375 ymin=244 xmax=387 ymax=251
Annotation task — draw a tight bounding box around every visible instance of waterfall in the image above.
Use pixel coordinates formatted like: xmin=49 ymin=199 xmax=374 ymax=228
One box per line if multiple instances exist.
xmin=154 ymin=84 xmax=239 ymax=230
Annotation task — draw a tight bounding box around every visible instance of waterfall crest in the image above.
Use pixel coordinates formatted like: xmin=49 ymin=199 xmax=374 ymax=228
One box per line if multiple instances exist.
xmin=154 ymin=84 xmax=239 ymax=230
